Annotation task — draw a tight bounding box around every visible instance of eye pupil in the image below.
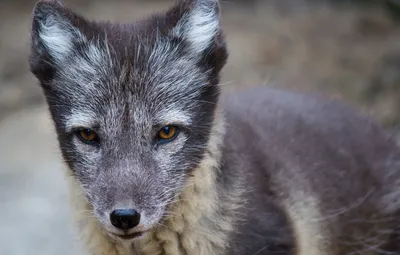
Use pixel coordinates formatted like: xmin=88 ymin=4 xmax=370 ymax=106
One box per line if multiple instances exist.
xmin=163 ymin=127 xmax=170 ymax=135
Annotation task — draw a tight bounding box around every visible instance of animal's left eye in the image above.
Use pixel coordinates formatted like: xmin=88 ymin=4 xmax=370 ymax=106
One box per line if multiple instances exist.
xmin=157 ymin=126 xmax=179 ymax=143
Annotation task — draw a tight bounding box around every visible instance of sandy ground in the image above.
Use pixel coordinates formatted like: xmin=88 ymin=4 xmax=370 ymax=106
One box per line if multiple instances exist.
xmin=0 ymin=0 xmax=399 ymax=254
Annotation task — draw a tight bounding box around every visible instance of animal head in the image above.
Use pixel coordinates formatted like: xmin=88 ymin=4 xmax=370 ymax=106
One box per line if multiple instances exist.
xmin=29 ymin=0 xmax=227 ymax=240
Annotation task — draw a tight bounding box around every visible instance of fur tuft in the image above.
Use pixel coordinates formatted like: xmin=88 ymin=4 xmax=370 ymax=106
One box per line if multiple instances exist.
xmin=171 ymin=0 xmax=221 ymax=55
xmin=31 ymin=1 xmax=83 ymax=65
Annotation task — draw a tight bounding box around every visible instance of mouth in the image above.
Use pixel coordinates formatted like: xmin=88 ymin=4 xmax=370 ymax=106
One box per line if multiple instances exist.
xmin=111 ymin=231 xmax=146 ymax=240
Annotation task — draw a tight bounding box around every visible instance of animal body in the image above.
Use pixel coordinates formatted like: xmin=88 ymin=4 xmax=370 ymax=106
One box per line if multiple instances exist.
xmin=29 ymin=0 xmax=400 ymax=254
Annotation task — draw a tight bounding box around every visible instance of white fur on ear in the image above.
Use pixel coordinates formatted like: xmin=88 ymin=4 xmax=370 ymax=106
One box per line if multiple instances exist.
xmin=31 ymin=2 xmax=114 ymax=87
xmin=173 ymin=0 xmax=220 ymax=54
xmin=39 ymin=19 xmax=80 ymax=63
xmin=33 ymin=4 xmax=85 ymax=64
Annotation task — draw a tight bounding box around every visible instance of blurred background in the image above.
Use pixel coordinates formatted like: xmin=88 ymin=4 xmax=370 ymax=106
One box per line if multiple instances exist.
xmin=1 ymin=0 xmax=400 ymax=254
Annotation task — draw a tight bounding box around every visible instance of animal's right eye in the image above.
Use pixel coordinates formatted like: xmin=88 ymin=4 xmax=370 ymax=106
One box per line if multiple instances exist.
xmin=76 ymin=128 xmax=99 ymax=145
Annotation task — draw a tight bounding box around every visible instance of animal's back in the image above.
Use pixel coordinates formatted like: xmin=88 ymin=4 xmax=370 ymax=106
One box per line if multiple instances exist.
xmin=219 ymin=87 xmax=400 ymax=255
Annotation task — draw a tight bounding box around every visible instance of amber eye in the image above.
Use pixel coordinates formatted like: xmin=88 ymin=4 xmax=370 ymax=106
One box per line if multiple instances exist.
xmin=77 ymin=128 xmax=98 ymax=144
xmin=157 ymin=126 xmax=179 ymax=142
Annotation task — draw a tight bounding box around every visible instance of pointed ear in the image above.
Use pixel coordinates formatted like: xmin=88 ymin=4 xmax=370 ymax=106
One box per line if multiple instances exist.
xmin=168 ymin=0 xmax=223 ymax=55
xmin=30 ymin=0 xmax=86 ymax=81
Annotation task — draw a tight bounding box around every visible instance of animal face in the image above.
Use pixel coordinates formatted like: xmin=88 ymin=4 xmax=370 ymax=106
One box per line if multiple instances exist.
xmin=30 ymin=0 xmax=227 ymax=239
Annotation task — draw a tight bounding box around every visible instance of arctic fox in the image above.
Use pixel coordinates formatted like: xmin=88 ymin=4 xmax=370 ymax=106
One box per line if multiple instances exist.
xmin=29 ymin=0 xmax=400 ymax=254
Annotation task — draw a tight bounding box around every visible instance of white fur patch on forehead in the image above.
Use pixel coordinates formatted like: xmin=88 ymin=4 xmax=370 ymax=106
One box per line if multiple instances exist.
xmin=65 ymin=111 xmax=97 ymax=132
xmin=154 ymin=109 xmax=192 ymax=126
xmin=172 ymin=0 xmax=220 ymax=54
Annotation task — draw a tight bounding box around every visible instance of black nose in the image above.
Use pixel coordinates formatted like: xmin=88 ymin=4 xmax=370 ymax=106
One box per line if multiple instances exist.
xmin=110 ymin=209 xmax=141 ymax=230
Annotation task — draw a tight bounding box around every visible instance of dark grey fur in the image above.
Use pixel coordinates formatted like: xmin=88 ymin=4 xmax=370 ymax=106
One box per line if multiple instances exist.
xmin=29 ymin=0 xmax=400 ymax=254
xmin=220 ymin=88 xmax=400 ymax=254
